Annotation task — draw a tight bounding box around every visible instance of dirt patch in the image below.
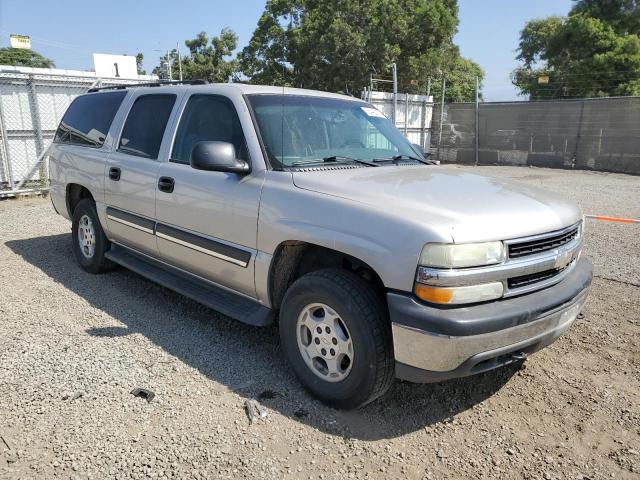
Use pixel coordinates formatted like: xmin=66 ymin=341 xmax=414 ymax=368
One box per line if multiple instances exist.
xmin=0 ymin=167 xmax=638 ymax=479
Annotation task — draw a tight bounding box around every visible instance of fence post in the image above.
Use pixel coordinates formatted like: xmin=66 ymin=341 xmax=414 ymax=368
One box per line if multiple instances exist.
xmin=404 ymin=93 xmax=409 ymax=135
xmin=27 ymin=75 xmax=47 ymax=187
xmin=474 ymin=76 xmax=479 ymax=166
xmin=422 ymin=77 xmax=431 ymax=152
xmin=391 ymin=62 xmax=397 ymax=124
xmin=0 ymin=96 xmax=15 ymax=192
xmin=436 ymin=77 xmax=446 ymax=161
xmin=571 ymin=100 xmax=585 ymax=169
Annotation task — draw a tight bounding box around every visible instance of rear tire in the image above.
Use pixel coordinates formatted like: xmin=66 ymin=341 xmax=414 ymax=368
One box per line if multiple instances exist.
xmin=71 ymin=198 xmax=115 ymax=274
xmin=279 ymin=268 xmax=394 ymax=409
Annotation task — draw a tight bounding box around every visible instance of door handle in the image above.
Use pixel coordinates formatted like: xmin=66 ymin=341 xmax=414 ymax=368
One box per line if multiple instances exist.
xmin=158 ymin=176 xmax=175 ymax=193
xmin=109 ymin=167 xmax=121 ymax=181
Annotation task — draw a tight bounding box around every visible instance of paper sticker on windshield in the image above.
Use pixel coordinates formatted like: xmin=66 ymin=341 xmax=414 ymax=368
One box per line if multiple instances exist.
xmin=361 ymin=107 xmax=387 ymax=119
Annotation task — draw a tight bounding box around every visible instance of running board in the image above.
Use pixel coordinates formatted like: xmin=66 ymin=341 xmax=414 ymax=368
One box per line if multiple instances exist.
xmin=105 ymin=245 xmax=273 ymax=326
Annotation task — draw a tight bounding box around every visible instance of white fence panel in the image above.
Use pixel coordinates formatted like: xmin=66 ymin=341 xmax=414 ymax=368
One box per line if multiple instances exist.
xmin=0 ymin=66 xmax=157 ymax=196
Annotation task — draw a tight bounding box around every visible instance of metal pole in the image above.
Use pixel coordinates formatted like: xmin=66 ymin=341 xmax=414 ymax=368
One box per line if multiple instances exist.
xmin=28 ymin=75 xmax=47 ymax=188
xmin=436 ymin=77 xmax=446 ymax=161
xmin=176 ymin=42 xmax=183 ymax=81
xmin=404 ymin=93 xmax=409 ymax=135
xmin=0 ymin=97 xmax=15 ymax=191
xmin=391 ymin=62 xmax=397 ymax=125
xmin=474 ymin=76 xmax=479 ymax=166
xmin=167 ymin=50 xmax=172 ymax=80
xmin=423 ymin=77 xmax=432 ymax=151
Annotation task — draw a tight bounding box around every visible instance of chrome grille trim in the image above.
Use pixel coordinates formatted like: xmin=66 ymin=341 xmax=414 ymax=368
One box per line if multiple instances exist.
xmin=505 ymin=222 xmax=581 ymax=259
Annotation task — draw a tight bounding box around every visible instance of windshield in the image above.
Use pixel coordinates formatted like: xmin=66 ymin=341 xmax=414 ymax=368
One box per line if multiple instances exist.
xmin=247 ymin=94 xmax=422 ymax=169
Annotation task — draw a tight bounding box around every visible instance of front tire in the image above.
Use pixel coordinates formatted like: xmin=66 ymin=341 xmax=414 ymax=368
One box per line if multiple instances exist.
xmin=279 ymin=269 xmax=394 ymax=409
xmin=71 ymin=198 xmax=115 ymax=274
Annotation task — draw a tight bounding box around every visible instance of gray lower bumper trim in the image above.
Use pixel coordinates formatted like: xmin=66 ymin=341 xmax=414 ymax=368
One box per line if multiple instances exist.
xmin=392 ymin=290 xmax=587 ymax=372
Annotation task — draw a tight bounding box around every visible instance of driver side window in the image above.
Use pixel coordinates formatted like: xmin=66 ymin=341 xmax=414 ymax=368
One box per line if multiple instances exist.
xmin=171 ymin=94 xmax=249 ymax=164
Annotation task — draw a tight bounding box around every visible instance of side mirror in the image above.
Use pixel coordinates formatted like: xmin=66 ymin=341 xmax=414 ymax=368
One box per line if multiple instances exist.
xmin=190 ymin=141 xmax=250 ymax=174
xmin=412 ymin=143 xmax=430 ymax=158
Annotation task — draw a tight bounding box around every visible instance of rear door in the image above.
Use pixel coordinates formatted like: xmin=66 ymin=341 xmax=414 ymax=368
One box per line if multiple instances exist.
xmin=49 ymin=90 xmax=127 ymax=219
xmin=104 ymin=91 xmax=180 ymax=256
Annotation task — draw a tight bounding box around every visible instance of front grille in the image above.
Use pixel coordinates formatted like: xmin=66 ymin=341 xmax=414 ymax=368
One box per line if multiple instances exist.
xmin=508 ymin=225 xmax=579 ymax=259
xmin=508 ymin=268 xmax=561 ymax=289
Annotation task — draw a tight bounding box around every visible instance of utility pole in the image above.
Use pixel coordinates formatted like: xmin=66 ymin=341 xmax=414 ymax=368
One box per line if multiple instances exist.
xmin=167 ymin=49 xmax=172 ymax=81
xmin=176 ymin=42 xmax=183 ymax=81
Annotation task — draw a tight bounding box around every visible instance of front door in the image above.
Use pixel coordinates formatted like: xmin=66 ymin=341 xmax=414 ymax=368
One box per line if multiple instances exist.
xmin=104 ymin=92 xmax=178 ymax=256
xmin=154 ymin=93 xmax=263 ymax=298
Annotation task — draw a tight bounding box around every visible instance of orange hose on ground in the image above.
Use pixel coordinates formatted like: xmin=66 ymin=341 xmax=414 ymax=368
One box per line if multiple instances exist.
xmin=585 ymin=215 xmax=639 ymax=224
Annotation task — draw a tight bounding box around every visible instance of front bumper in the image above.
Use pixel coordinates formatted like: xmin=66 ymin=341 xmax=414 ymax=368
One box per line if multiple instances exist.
xmin=390 ymin=258 xmax=592 ymax=383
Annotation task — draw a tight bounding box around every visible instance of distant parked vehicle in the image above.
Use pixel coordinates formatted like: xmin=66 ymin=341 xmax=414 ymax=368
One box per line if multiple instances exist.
xmin=444 ymin=123 xmax=474 ymax=147
xmin=48 ymin=80 xmax=592 ymax=408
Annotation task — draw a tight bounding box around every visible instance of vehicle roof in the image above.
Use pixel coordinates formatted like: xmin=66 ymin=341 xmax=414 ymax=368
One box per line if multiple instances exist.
xmin=91 ymin=82 xmax=364 ymax=102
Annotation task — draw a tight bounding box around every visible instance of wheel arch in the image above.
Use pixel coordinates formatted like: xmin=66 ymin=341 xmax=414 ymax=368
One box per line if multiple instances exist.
xmin=65 ymin=183 xmax=95 ymax=218
xmin=267 ymin=240 xmax=386 ymax=312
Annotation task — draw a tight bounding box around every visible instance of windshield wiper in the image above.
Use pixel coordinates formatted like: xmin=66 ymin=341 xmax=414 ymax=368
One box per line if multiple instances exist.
xmin=323 ymin=155 xmax=378 ymax=167
xmin=292 ymin=156 xmax=378 ymax=167
xmin=373 ymin=154 xmax=436 ymax=165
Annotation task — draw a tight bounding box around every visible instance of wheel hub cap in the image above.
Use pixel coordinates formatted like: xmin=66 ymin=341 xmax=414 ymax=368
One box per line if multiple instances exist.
xmin=296 ymin=303 xmax=353 ymax=382
xmin=77 ymin=214 xmax=96 ymax=259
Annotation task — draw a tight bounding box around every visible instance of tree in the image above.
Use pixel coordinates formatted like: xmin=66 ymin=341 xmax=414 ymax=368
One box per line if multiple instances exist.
xmin=572 ymin=0 xmax=639 ymax=34
xmin=152 ymin=51 xmax=174 ymax=79
xmin=512 ymin=0 xmax=640 ymax=99
xmin=154 ymin=29 xmax=239 ymax=83
xmin=135 ymin=53 xmax=146 ymax=75
xmin=239 ymin=0 xmax=483 ymax=101
xmin=0 ymin=48 xmax=55 ymax=68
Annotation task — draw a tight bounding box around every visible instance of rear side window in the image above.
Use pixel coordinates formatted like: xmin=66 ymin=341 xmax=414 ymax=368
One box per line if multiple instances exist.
xmin=171 ymin=94 xmax=249 ymax=164
xmin=54 ymin=91 xmax=126 ymax=147
xmin=118 ymin=94 xmax=176 ymax=159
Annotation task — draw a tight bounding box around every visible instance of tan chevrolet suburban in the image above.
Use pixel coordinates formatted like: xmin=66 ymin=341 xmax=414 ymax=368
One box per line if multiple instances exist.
xmin=48 ymin=80 xmax=592 ymax=409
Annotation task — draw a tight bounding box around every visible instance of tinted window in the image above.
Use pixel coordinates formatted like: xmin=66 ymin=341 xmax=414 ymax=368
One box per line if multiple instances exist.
xmin=54 ymin=91 xmax=126 ymax=147
xmin=118 ymin=94 xmax=176 ymax=159
xmin=171 ymin=95 xmax=249 ymax=164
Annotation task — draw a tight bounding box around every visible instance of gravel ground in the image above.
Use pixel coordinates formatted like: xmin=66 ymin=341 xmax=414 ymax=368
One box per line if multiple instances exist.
xmin=0 ymin=166 xmax=638 ymax=480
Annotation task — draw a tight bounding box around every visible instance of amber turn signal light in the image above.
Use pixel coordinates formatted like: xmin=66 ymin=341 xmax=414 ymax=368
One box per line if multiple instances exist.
xmin=414 ymin=284 xmax=454 ymax=304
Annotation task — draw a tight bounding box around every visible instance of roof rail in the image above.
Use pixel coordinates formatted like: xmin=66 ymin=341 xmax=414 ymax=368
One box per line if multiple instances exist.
xmin=88 ymin=79 xmax=208 ymax=93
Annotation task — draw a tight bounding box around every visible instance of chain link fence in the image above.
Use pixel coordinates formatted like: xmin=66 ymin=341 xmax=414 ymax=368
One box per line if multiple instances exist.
xmin=2 ymin=66 xmax=638 ymax=198
xmin=0 ymin=67 xmax=155 ymax=197
xmin=431 ymin=96 xmax=640 ymax=175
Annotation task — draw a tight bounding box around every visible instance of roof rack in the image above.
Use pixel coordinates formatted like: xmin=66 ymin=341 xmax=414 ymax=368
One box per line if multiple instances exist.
xmin=88 ymin=79 xmax=208 ymax=93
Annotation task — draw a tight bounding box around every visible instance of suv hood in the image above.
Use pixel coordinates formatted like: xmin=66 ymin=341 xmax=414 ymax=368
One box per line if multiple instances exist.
xmin=292 ymin=165 xmax=582 ymax=243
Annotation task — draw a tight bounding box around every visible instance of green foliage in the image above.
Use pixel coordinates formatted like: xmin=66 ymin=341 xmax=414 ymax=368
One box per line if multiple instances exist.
xmin=513 ymin=1 xmax=640 ymax=99
xmin=0 ymin=48 xmax=55 ymax=68
xmin=135 ymin=53 xmax=146 ymax=75
xmin=239 ymin=0 xmax=483 ymax=101
xmin=572 ymin=0 xmax=639 ymax=34
xmin=154 ymin=29 xmax=239 ymax=83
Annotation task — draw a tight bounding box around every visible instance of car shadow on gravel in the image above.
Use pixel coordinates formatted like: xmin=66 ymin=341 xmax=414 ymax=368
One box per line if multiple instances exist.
xmin=7 ymin=233 xmax=519 ymax=441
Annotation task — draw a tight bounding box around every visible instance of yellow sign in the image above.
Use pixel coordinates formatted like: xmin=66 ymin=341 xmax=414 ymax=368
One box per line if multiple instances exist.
xmin=537 ymin=75 xmax=550 ymax=85
xmin=10 ymin=34 xmax=31 ymax=50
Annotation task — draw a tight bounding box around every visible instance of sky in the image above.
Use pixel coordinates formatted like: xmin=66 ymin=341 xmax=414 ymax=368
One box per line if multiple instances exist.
xmin=0 ymin=0 xmax=573 ymax=101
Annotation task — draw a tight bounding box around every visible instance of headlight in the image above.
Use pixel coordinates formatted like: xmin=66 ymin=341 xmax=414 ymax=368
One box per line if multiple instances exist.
xmin=419 ymin=241 xmax=506 ymax=269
